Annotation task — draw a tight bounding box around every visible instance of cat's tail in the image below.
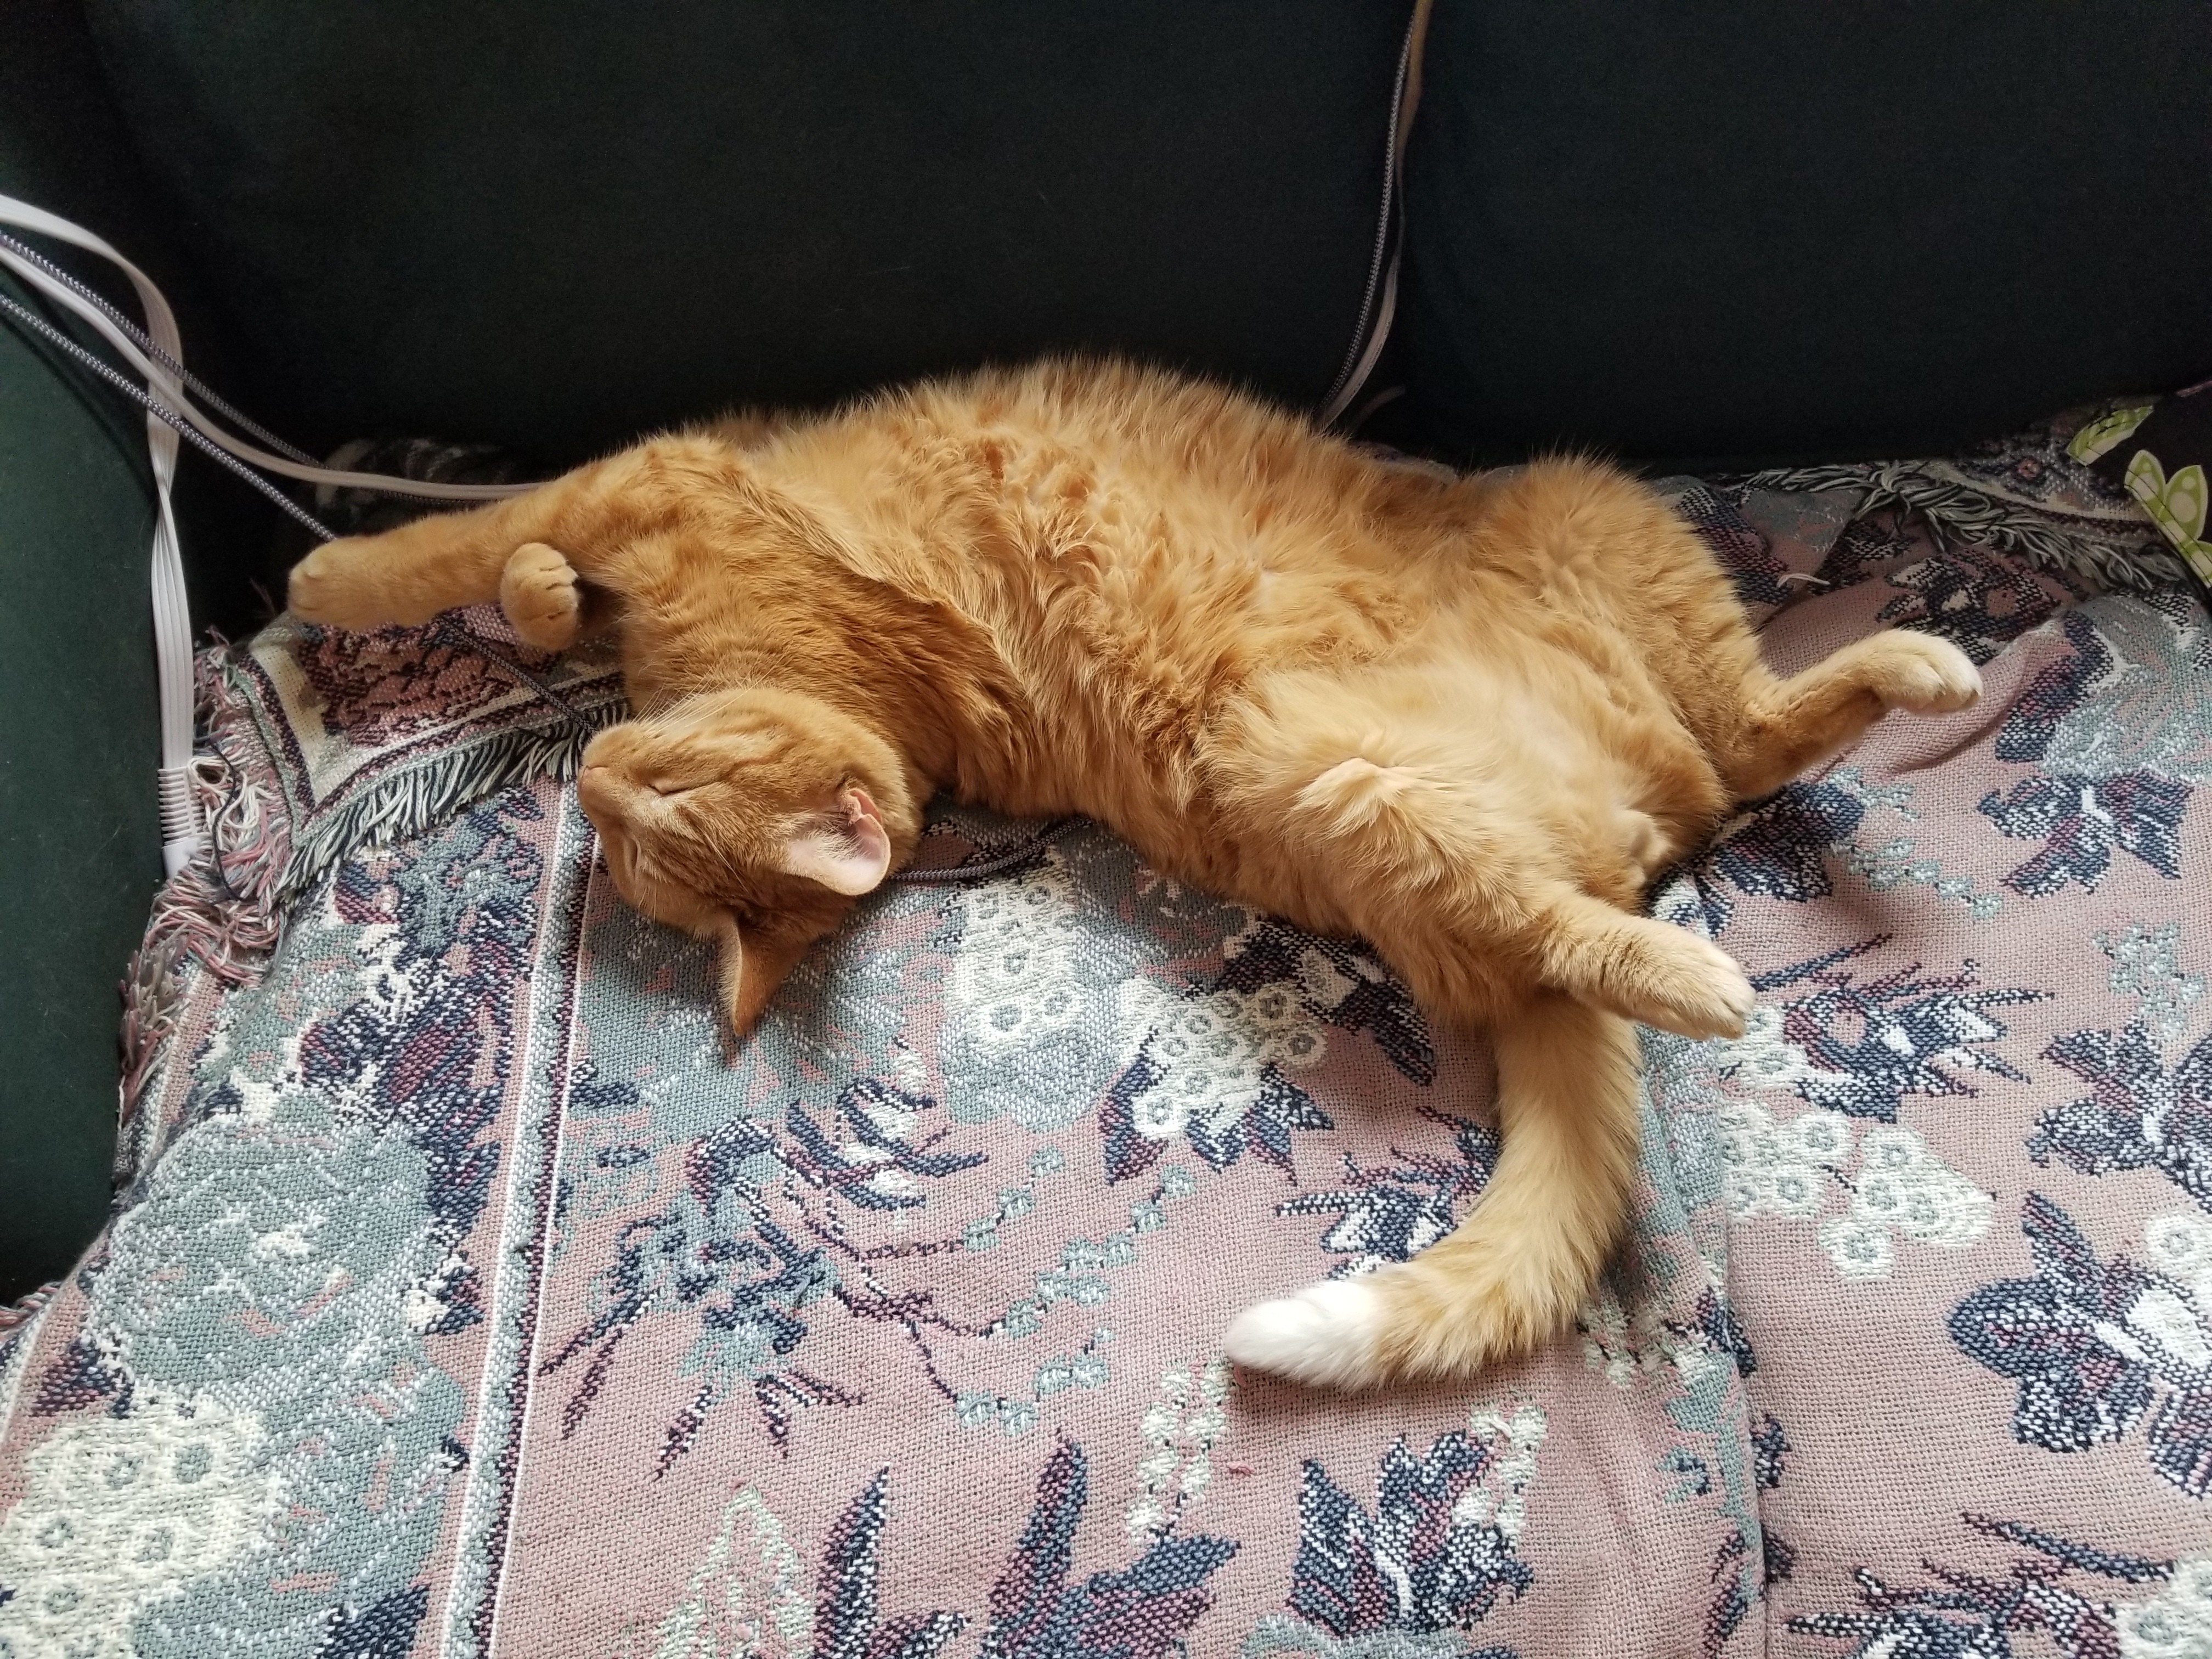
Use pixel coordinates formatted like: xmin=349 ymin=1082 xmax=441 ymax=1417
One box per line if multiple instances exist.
xmin=1222 ymin=992 xmax=1644 ymax=1386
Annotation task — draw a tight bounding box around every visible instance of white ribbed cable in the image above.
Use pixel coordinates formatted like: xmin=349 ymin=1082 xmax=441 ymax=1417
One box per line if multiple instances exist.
xmin=0 ymin=194 xmax=539 ymax=874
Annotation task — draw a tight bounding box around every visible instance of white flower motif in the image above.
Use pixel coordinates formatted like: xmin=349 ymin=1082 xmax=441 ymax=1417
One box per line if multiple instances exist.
xmin=1716 ymin=1101 xmax=1841 ymax=1220
xmin=1765 ymin=1161 xmax=1825 ymax=1219
xmin=1850 ymin=1126 xmax=1993 ymax=1252
xmin=2147 ymin=1212 xmax=2212 ymax=1308
xmin=1725 ymin=1166 xmax=1775 ymax=1218
xmin=1818 ymin=1217 xmax=1897 ymax=1282
xmin=650 ymin=1486 xmax=811 ymax=1659
xmin=1650 ymin=870 xmax=1718 ymax=939
xmin=1859 ymin=1126 xmax=1924 ymax=1173
xmin=1579 ymin=1286 xmax=1711 ymax=1389
xmin=949 ymin=858 xmax=1092 ymax=1059
xmin=1125 ymin=1356 xmax=1232 ymax=1537
xmin=1116 ymin=980 xmax=1325 ymax=1143
xmin=1461 ymin=1401 xmax=1547 ymax=1543
xmin=1855 ymin=1169 xmax=1909 ymax=1224
xmin=2118 ymin=1556 xmax=2212 ymax=1659
xmin=2124 ymin=1285 xmax=2212 ymax=1381
xmin=0 ymin=1393 xmax=280 ymax=1659
xmin=1719 ymin=1003 xmax=1832 ymax=1094
xmin=1713 ymin=1099 xmax=1988 ymax=1279
xmin=1787 ymin=1110 xmax=1854 ymax=1164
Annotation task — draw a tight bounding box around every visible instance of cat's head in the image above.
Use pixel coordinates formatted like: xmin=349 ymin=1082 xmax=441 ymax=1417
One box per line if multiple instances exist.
xmin=577 ymin=685 xmax=921 ymax=1037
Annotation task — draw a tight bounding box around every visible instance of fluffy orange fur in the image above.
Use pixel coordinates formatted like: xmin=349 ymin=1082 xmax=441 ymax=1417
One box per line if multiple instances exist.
xmin=287 ymin=358 xmax=1980 ymax=1387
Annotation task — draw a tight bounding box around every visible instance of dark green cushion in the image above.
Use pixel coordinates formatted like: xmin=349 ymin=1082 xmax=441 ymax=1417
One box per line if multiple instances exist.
xmin=83 ymin=0 xmax=1409 ymax=467
xmin=0 ymin=0 xmax=190 ymax=1299
xmin=1402 ymin=1 xmax=2212 ymax=472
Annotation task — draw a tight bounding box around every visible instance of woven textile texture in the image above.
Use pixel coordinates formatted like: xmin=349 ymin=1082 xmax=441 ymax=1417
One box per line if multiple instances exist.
xmin=3 ymin=411 xmax=2209 ymax=1658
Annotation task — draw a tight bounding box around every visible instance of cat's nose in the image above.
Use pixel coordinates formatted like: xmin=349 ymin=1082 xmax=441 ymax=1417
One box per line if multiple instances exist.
xmin=577 ymin=765 xmax=619 ymax=811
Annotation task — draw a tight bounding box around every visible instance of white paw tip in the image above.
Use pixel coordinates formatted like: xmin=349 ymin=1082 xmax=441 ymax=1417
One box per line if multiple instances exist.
xmin=1223 ymin=1277 xmax=1383 ymax=1387
xmin=1897 ymin=636 xmax=1982 ymax=711
xmin=1666 ymin=937 xmax=1754 ymax=1039
xmin=1711 ymin=953 xmax=1757 ymax=1018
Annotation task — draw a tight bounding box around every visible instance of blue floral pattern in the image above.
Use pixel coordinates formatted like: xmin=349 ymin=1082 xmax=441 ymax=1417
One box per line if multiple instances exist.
xmin=1747 ymin=944 xmax=2046 ymax=1122
xmin=984 ymin=1441 xmax=1237 ymax=1659
xmin=2034 ymin=1023 xmax=2212 ymax=1211
xmin=1244 ymin=1409 xmax=1543 ymax=1659
xmin=1979 ymin=597 xmax=2212 ymax=894
xmin=1950 ymin=1194 xmax=2212 ymax=1498
xmin=1789 ymin=1516 xmax=2180 ymax=1659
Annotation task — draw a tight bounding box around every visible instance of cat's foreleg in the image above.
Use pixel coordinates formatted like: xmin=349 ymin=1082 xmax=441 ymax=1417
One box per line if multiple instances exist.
xmin=288 ymin=437 xmax=721 ymax=631
xmin=1527 ymin=884 xmax=1752 ymax=1040
xmin=290 ymin=493 xmax=563 ymax=630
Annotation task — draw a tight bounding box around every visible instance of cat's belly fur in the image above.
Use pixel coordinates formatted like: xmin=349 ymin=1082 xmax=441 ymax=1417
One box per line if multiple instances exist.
xmin=946 ymin=561 xmax=1724 ymax=933
xmin=760 ymin=367 xmax=1744 ymax=929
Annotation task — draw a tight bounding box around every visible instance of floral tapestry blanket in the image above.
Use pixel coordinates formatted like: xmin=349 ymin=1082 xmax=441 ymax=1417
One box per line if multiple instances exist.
xmin=3 ymin=410 xmax=2208 ymax=1658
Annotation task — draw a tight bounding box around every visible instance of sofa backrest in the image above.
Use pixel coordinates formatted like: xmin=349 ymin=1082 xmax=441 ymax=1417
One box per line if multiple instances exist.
xmin=82 ymin=0 xmax=1413 ymax=465
xmin=1401 ymin=1 xmax=2212 ymax=471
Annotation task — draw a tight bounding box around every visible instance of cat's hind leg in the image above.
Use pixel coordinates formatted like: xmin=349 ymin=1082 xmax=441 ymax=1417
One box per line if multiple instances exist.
xmin=1219 ymin=843 xmax=1740 ymax=1386
xmin=1212 ymin=707 xmax=1743 ymax=1384
xmin=1717 ymin=629 xmax=1980 ymax=800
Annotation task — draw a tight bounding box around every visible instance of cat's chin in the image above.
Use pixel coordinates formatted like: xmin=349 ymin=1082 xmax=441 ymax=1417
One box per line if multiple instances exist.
xmin=1222 ymin=1278 xmax=1384 ymax=1389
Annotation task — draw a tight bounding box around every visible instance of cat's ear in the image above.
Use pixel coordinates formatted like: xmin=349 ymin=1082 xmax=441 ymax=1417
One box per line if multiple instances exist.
xmin=777 ymin=786 xmax=892 ymax=896
xmin=712 ymin=913 xmax=814 ymax=1040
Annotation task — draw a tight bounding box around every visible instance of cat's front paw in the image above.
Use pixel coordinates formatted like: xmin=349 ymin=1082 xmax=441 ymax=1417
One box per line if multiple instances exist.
xmin=1654 ymin=937 xmax=1759 ymax=1040
xmin=499 ymin=541 xmax=583 ymax=651
xmin=1583 ymin=921 xmax=1756 ymax=1041
xmin=287 ymin=541 xmax=396 ymax=631
xmin=1864 ymin=631 xmax=1982 ymax=714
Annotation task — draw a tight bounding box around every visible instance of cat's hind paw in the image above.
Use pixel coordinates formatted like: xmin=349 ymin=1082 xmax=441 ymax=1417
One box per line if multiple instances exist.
xmin=1223 ymin=1278 xmax=1383 ymax=1388
xmin=1862 ymin=631 xmax=1982 ymax=714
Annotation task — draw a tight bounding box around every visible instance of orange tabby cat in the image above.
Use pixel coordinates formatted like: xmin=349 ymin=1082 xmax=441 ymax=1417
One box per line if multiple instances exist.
xmin=287 ymin=358 xmax=1979 ymax=1387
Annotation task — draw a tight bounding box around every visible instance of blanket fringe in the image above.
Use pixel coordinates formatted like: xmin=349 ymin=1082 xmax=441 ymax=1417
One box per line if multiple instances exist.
xmin=270 ymin=707 xmax=616 ymax=905
xmin=1747 ymin=460 xmax=2185 ymax=592
xmin=115 ymin=654 xmax=620 ymax=1173
xmin=115 ymin=657 xmax=299 ymax=1169
xmin=205 ymin=644 xmax=625 ymax=909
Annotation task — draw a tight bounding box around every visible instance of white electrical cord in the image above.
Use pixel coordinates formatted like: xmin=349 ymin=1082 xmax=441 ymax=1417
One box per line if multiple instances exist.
xmin=0 ymin=193 xmax=537 ymax=876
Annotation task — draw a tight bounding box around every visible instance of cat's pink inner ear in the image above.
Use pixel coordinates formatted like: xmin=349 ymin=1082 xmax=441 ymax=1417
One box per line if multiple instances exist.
xmin=777 ymin=786 xmax=891 ymax=895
